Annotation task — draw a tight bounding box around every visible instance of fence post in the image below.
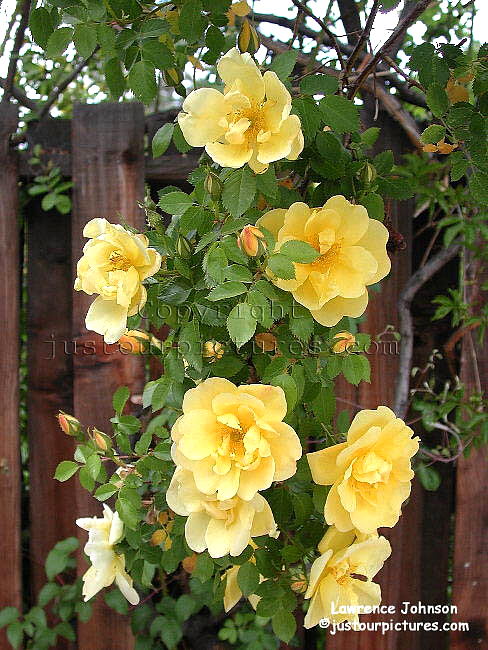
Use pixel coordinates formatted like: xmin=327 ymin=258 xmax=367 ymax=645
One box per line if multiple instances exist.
xmin=0 ymin=105 xmax=22 ymax=642
xmin=71 ymin=102 xmax=146 ymax=649
xmin=26 ymin=119 xmax=77 ymax=599
xmin=326 ymin=109 xmax=422 ymax=650
xmin=451 ymin=254 xmax=487 ymax=649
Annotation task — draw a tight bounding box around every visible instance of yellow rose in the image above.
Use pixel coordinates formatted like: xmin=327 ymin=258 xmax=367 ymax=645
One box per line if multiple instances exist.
xmin=74 ymin=218 xmax=162 ymax=343
xmin=166 ymin=468 xmax=278 ymax=558
xmin=304 ymin=525 xmax=391 ymax=628
xmin=76 ymin=505 xmax=139 ymax=605
xmin=118 ymin=329 xmax=162 ymax=354
xmin=177 ymin=48 xmax=304 ymax=173
xmin=257 ymin=196 xmax=391 ymax=326
xmin=307 ymin=406 xmax=419 ymax=533
xmin=171 ymin=378 xmax=302 ymax=500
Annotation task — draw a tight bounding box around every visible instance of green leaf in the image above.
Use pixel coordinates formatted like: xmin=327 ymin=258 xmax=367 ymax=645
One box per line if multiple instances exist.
xmin=292 ymin=97 xmax=322 ymax=140
xmin=0 ymin=607 xmax=19 ymax=629
xmin=409 ymin=42 xmax=435 ymax=73
xmin=300 ymin=73 xmax=339 ymax=95
xmin=342 ymin=354 xmax=370 ymax=385
xmin=207 ymin=281 xmax=248 ymax=301
xmin=255 ymin=165 xmax=278 ymax=199
xmin=427 ymin=83 xmax=449 ymax=117
xmin=134 ymin=429 xmax=153 ymax=455
xmin=373 ymin=150 xmax=394 ymax=175
xmin=73 ymin=24 xmax=97 ymax=58
xmin=158 ymin=191 xmax=193 ymax=216
xmin=105 ymin=588 xmax=129 ymax=615
xmin=113 ymin=386 xmax=130 ymax=414
xmin=179 ymin=320 xmax=202 ymax=371
xmin=85 ymin=453 xmax=102 ymax=480
xmin=193 ymin=553 xmax=214 ymax=583
xmin=269 ymin=50 xmax=298 ymax=81
xmin=128 ymin=60 xmax=157 ymax=104
xmin=280 ymin=240 xmax=319 ymax=264
xmin=377 ymin=176 xmax=414 ymax=200
xmin=205 ymin=24 xmax=226 ymax=52
xmin=267 ymin=253 xmax=295 ymax=280
xmin=152 ymin=123 xmax=174 ymax=158
xmin=314 ymin=131 xmax=344 ymax=179
xmin=289 ymin=304 xmax=314 ymax=341
xmin=272 ymin=609 xmax=296 ymax=643
xmin=46 ymin=27 xmax=73 ymax=58
xmin=420 ymin=124 xmax=446 ymax=144
xmin=360 ymin=193 xmax=384 ymax=221
xmin=319 ymin=95 xmax=360 ymax=134
xmin=105 ymin=58 xmax=126 ymax=99
xmin=360 ymin=127 xmax=380 ymax=147
xmin=237 ymin=562 xmax=260 ymax=597
xmin=38 ymin=583 xmax=60 ymax=607
xmin=271 ymin=374 xmax=298 ymax=413
xmin=54 ymin=460 xmax=79 ymax=482
xmin=94 ymin=483 xmax=118 ymax=501
xmin=179 ymin=0 xmax=207 ymax=43
xmin=469 ymin=171 xmax=488 ymax=205
xmin=142 ymin=39 xmax=173 ymax=70
xmin=55 ymin=622 xmax=76 ymax=642
xmin=450 ymin=151 xmax=468 ymax=182
xmin=222 ymin=167 xmax=257 ymax=217
xmin=204 ymin=244 xmax=228 ymax=285
xmin=29 ymin=7 xmax=55 ymax=48
xmin=151 ymin=378 xmax=171 ymax=411
xmin=6 ymin=622 xmax=23 ymax=649
xmin=227 ymin=303 xmax=257 ymax=348
xmin=417 ymin=462 xmax=441 ymax=491
xmin=175 ymin=595 xmax=196 ymax=622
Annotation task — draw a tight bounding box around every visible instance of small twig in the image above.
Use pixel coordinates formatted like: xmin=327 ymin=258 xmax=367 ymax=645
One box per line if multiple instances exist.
xmin=290 ymin=0 xmax=346 ymax=71
xmin=0 ymin=76 xmax=38 ymax=110
xmin=349 ymin=0 xmax=432 ymax=99
xmin=381 ymin=53 xmax=426 ymax=93
xmin=1 ymin=0 xmax=31 ymax=104
xmin=394 ymin=242 xmax=462 ymax=418
xmin=38 ymin=47 xmax=100 ymax=119
xmin=344 ymin=0 xmax=380 ymax=77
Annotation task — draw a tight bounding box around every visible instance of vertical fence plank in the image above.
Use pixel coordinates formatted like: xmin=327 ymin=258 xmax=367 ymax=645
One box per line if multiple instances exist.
xmin=71 ymin=102 xmax=146 ymax=649
xmin=0 ymin=105 xmax=22 ymax=643
xmin=451 ymin=255 xmax=487 ymax=649
xmin=326 ymin=110 xmax=422 ymax=650
xmin=27 ymin=199 xmax=76 ymax=599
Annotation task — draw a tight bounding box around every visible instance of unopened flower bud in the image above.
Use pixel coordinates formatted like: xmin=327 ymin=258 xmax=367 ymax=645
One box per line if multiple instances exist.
xmin=332 ymin=331 xmax=356 ymax=353
xmin=118 ymin=330 xmax=151 ymax=354
xmin=238 ymin=18 xmax=260 ymax=55
xmin=57 ymin=412 xmax=81 ymax=436
xmin=237 ymin=225 xmax=266 ymax=257
xmin=359 ymin=162 xmax=377 ymax=186
xmin=204 ymin=171 xmax=223 ymax=199
xmin=92 ymin=428 xmax=110 ymax=451
xmin=177 ymin=235 xmax=192 ymax=259
xmin=163 ymin=67 xmax=183 ymax=87
xmin=203 ymin=341 xmax=224 ymax=362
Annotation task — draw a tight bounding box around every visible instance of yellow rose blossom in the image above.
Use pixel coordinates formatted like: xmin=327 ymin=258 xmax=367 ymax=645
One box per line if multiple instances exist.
xmin=76 ymin=505 xmax=139 ymax=605
xmin=177 ymin=48 xmax=304 ymax=173
xmin=171 ymin=378 xmax=302 ymax=500
xmin=74 ymin=218 xmax=162 ymax=343
xmin=332 ymin=331 xmax=356 ymax=353
xmin=304 ymin=526 xmax=391 ymax=628
xmin=307 ymin=406 xmax=419 ymax=534
xmin=166 ymin=468 xmax=278 ymax=558
xmin=257 ymin=196 xmax=391 ymax=326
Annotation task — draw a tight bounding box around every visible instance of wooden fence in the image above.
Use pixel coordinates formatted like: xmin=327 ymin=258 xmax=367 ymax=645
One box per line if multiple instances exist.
xmin=0 ymin=102 xmax=485 ymax=650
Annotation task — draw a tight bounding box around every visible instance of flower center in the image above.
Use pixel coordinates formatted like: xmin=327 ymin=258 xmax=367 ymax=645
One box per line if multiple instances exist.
xmin=310 ymin=241 xmax=342 ymax=273
xmin=109 ymin=250 xmax=131 ymax=271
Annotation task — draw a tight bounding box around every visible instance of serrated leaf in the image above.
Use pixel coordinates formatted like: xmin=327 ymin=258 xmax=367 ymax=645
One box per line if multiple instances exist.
xmin=237 ymin=562 xmax=260 ymax=597
xmin=227 ymin=303 xmax=257 ymax=348
xmin=267 ymin=253 xmax=296 ymax=280
xmin=300 ymin=73 xmax=339 ymax=96
xmin=54 ymin=461 xmax=79 ymax=482
xmin=152 ymin=123 xmax=174 ymax=158
xmin=427 ymin=83 xmax=449 ymax=117
xmin=420 ymin=124 xmax=446 ymax=144
xmin=289 ymin=304 xmax=314 ymax=341
xmin=158 ymin=191 xmax=193 ymax=216
xmin=268 ymin=49 xmax=298 ymax=81
xmin=46 ymin=27 xmax=73 ymax=58
xmin=292 ymin=97 xmax=322 ymax=140
xmin=342 ymin=354 xmax=370 ymax=385
xmin=360 ymin=193 xmax=384 ymax=221
xmin=272 ymin=609 xmax=296 ymax=643
xmin=207 ymin=281 xmax=247 ymax=301
xmin=73 ymin=24 xmax=97 ymax=58
xmin=94 ymin=483 xmax=118 ymax=501
xmin=319 ymin=95 xmax=360 ymax=134
xmin=143 ymin=39 xmax=173 ymax=70
xmin=113 ymin=385 xmax=130 ymax=413
xmin=222 ymin=167 xmax=256 ymax=217
xmin=105 ymin=58 xmax=126 ymax=99
xmin=179 ymin=0 xmax=207 ymax=43
xmin=179 ymin=320 xmax=202 ymax=371
xmin=280 ymin=240 xmax=319 ymax=263
xmin=450 ymin=151 xmax=468 ymax=182
xmin=29 ymin=7 xmax=55 ymax=48
xmin=270 ymin=374 xmax=298 ymax=413
xmin=128 ymin=60 xmax=157 ymax=104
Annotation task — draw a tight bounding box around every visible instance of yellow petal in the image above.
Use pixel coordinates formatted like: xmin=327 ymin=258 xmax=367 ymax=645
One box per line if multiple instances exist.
xmin=310 ymin=292 xmax=369 ymax=326
xmin=178 ymin=87 xmax=228 ymax=146
xmin=205 ymin=141 xmax=253 ymax=168
xmin=85 ymin=296 xmax=128 ymax=344
xmin=217 ymin=48 xmax=265 ymax=102
xmin=307 ymin=442 xmax=347 ymax=485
